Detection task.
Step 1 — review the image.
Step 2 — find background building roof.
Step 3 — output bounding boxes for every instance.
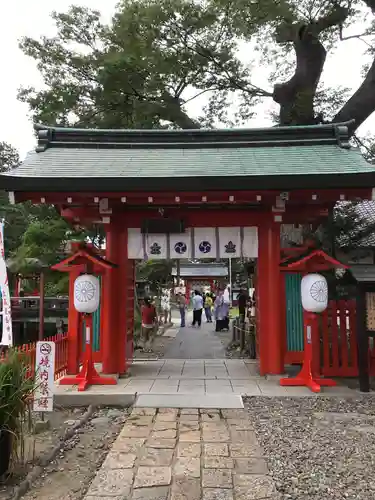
[172,263,228,277]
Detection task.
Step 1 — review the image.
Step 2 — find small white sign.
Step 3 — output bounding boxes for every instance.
[33,341,55,412]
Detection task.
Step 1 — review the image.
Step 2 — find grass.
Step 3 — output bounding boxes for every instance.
[0,350,35,475]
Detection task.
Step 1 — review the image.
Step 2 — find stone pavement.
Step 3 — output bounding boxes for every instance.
[84,406,279,500]
[56,358,358,399]
[162,315,228,359]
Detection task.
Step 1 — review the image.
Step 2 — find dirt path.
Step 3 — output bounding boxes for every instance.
[0,408,130,500]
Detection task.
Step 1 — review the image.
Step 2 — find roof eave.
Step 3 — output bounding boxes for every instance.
[2,171,375,193]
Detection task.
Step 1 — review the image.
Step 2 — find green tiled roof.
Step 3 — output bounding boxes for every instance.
[1,121,374,192]
[5,143,369,178]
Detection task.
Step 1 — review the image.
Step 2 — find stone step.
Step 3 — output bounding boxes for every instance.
[134,393,244,409]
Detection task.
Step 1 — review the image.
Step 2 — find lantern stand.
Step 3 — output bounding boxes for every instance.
[60,311,116,392]
[280,309,336,392]
[52,246,117,391]
[279,249,348,393]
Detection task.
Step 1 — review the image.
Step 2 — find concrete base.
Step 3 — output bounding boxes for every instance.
[54,392,136,408]
[134,393,244,409]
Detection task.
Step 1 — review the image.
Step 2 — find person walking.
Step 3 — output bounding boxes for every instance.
[204,292,213,323]
[141,297,157,352]
[177,292,187,327]
[191,290,203,327]
[160,290,171,325]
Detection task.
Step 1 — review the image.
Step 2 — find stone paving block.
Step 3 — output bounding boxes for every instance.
[178,387,205,395]
[112,437,146,453]
[170,476,201,500]
[85,496,125,500]
[202,428,230,442]
[180,408,199,415]
[102,451,136,469]
[153,420,177,431]
[179,430,201,442]
[229,429,258,444]
[87,469,134,497]
[128,416,155,426]
[230,443,264,458]
[147,437,176,449]
[234,458,268,474]
[131,408,158,416]
[179,422,200,432]
[201,413,221,422]
[204,457,234,469]
[173,457,201,478]
[179,379,205,386]
[120,425,152,438]
[234,475,277,499]
[200,408,220,414]
[150,428,177,439]
[155,413,178,422]
[179,414,199,422]
[139,447,174,466]
[226,419,253,430]
[202,469,233,489]
[202,489,234,500]
[158,408,179,416]
[221,410,248,418]
[204,443,229,456]
[134,466,172,488]
[177,442,201,457]
[131,486,169,500]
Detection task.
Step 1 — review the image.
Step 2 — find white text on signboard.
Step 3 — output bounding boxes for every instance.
[33,341,55,412]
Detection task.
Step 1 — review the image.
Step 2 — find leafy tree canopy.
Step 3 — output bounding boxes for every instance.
[0,141,90,294]
[18,0,375,135]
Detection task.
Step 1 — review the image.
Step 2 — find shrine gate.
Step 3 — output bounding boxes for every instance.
[2,122,375,376]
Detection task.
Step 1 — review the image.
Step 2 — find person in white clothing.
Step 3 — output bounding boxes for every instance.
[191,290,203,327]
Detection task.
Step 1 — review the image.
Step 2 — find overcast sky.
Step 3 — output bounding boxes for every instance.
[1,1,374,159]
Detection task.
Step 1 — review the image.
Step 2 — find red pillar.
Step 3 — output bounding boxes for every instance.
[67,267,81,374]
[102,223,120,374]
[117,225,130,374]
[257,216,284,375]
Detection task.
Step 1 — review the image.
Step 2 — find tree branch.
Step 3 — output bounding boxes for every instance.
[333,56,375,135]
[273,4,350,125]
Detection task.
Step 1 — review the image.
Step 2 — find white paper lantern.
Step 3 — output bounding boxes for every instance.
[74,274,100,313]
[301,273,328,313]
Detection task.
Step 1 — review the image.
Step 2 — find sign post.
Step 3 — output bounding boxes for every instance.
[33,341,55,413]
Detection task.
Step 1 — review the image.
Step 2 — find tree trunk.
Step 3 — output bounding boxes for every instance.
[333,57,375,136]
[273,26,326,126]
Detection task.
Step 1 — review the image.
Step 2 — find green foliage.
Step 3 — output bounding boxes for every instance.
[136,260,173,290]
[0,351,34,432]
[17,0,375,132]
[0,142,89,295]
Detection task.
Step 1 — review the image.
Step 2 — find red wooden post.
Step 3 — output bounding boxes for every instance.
[67,267,81,374]
[102,223,120,374]
[117,225,129,374]
[257,217,284,374]
[38,271,45,341]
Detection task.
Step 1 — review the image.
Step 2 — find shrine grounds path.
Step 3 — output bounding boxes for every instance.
[83,406,278,500]
[162,311,228,359]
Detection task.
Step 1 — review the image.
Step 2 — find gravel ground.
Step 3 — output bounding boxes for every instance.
[244,396,375,500]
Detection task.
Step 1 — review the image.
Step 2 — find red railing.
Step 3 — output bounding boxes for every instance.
[320,300,358,377]
[0,334,68,380]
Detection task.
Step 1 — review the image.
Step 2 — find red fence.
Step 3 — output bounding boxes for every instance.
[0,333,68,380]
